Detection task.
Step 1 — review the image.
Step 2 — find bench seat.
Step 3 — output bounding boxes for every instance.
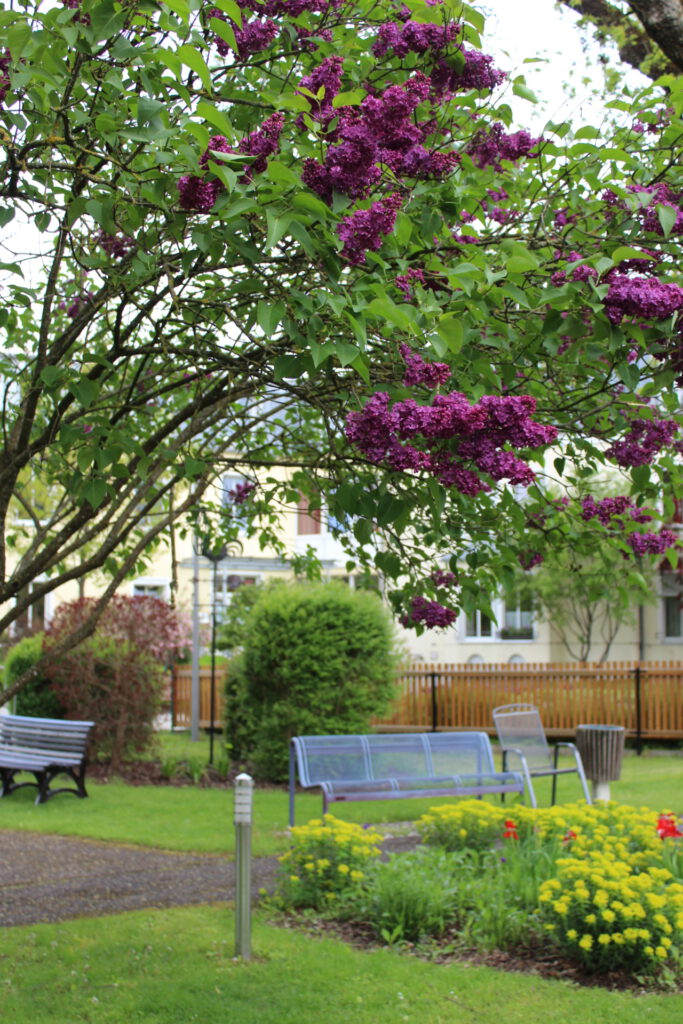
[289,732,524,825]
[0,714,95,805]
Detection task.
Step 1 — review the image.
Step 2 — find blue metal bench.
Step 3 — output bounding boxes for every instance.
[289,732,525,825]
[0,714,95,805]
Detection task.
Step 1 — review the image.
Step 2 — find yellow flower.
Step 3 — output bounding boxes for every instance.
[598,934,611,946]
[350,870,364,882]
[289,874,299,883]
[566,929,578,940]
[337,863,350,875]
[578,935,593,951]
[656,946,668,959]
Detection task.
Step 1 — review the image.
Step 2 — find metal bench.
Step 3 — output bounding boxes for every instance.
[289,732,525,825]
[0,714,95,805]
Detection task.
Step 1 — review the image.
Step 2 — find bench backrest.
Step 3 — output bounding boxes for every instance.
[0,714,94,756]
[292,732,495,787]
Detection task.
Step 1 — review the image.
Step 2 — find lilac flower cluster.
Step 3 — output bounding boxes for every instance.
[302,74,457,205]
[178,120,282,211]
[550,251,599,286]
[400,595,457,629]
[629,183,683,236]
[581,495,653,526]
[603,275,683,325]
[239,111,284,177]
[0,49,10,105]
[210,8,278,58]
[60,290,95,319]
[467,122,540,171]
[400,344,450,388]
[96,231,135,259]
[627,530,678,556]
[431,569,457,587]
[337,193,403,265]
[395,267,426,300]
[62,0,90,25]
[519,551,543,570]
[297,55,344,123]
[228,481,256,504]
[430,48,505,98]
[345,381,557,496]
[372,20,460,58]
[606,417,680,468]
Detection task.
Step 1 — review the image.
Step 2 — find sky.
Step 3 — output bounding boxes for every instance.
[481,0,649,130]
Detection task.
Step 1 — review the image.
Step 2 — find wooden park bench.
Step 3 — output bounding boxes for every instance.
[289,731,525,825]
[0,714,95,805]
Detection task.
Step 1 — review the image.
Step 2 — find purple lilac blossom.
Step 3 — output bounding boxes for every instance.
[604,275,683,325]
[0,50,10,104]
[228,481,256,503]
[400,595,457,628]
[96,231,135,259]
[239,112,284,177]
[372,20,460,58]
[337,193,403,265]
[431,569,457,587]
[467,122,540,170]
[605,417,680,468]
[297,56,344,123]
[395,268,426,300]
[430,48,505,97]
[400,344,451,387]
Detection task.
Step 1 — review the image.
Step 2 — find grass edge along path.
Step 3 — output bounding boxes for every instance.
[0,751,682,856]
[1,905,682,1024]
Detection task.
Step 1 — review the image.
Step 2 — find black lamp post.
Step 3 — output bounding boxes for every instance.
[201,539,227,766]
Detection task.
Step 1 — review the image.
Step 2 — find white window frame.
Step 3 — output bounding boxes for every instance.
[661,572,683,641]
[131,577,170,600]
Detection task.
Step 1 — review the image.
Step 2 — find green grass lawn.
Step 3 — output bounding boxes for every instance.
[1,906,681,1024]
[1,745,681,855]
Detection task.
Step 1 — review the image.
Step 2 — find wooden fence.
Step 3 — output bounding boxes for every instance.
[372,661,683,743]
[171,666,227,729]
[171,660,683,742]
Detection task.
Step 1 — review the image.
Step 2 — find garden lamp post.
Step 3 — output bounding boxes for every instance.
[201,540,227,766]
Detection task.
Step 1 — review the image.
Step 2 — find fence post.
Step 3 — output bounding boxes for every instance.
[430,671,438,732]
[634,665,643,756]
[234,772,254,959]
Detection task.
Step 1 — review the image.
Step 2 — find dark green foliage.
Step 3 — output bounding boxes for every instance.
[228,582,400,781]
[3,634,64,719]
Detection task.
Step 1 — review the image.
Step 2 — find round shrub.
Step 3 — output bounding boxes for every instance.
[234,581,401,781]
[3,634,64,719]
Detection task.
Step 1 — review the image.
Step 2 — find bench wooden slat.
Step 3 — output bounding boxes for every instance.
[0,714,94,805]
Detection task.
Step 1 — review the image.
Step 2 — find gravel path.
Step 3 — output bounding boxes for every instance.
[0,829,419,928]
[0,831,281,928]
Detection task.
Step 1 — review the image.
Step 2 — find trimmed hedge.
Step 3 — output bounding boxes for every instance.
[225,582,401,781]
[3,634,64,719]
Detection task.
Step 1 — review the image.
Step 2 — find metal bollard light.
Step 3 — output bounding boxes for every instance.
[234,772,254,960]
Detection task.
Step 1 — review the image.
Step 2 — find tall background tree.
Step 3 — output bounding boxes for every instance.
[1,0,681,702]
[558,0,683,80]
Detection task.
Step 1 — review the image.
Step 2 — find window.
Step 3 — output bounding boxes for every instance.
[132,581,168,599]
[13,581,46,636]
[465,610,492,638]
[297,494,321,535]
[501,594,534,639]
[222,475,252,532]
[212,573,259,615]
[662,573,682,639]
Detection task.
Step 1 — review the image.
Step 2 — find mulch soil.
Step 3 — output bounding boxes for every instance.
[1,764,678,993]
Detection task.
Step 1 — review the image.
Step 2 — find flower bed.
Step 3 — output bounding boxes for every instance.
[273,801,683,987]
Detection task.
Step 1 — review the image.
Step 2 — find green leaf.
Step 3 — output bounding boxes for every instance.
[366,298,412,331]
[436,314,463,354]
[265,211,291,250]
[512,79,537,104]
[83,478,107,510]
[212,0,243,26]
[265,160,299,187]
[332,90,366,109]
[162,0,190,21]
[657,204,678,238]
[610,246,653,264]
[209,18,238,56]
[40,366,62,388]
[196,101,233,139]
[176,44,213,93]
[70,378,98,408]
[336,342,359,367]
[184,457,208,478]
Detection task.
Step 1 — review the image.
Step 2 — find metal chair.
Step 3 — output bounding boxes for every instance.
[492,703,592,807]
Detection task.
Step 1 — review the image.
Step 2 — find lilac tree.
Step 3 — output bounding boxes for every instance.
[0,0,681,700]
